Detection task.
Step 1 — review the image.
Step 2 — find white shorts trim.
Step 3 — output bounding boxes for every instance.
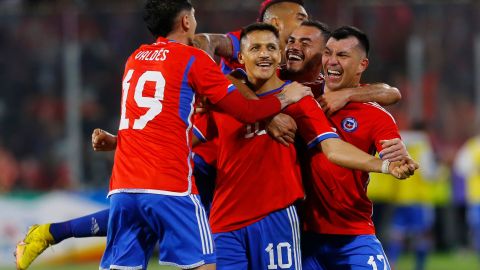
[158,260,206,269]
[109,265,143,270]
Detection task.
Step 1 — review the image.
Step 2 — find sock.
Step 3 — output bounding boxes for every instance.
[49,208,109,243]
[415,242,429,270]
[473,229,480,260]
[387,236,403,266]
[414,232,431,270]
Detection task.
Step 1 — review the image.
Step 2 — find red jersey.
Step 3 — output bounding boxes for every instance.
[109,37,236,196]
[220,30,244,74]
[192,140,217,167]
[303,102,401,235]
[195,83,338,233]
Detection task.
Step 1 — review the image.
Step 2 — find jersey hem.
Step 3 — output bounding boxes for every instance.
[304,228,376,236]
[107,188,191,197]
[211,203,300,233]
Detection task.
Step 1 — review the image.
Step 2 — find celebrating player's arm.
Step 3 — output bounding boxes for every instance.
[378,138,410,162]
[92,127,205,151]
[194,33,234,59]
[318,137,417,179]
[318,83,401,116]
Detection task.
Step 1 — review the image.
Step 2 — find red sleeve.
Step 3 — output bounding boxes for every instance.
[214,90,281,124]
[283,96,339,148]
[189,50,234,104]
[370,105,401,152]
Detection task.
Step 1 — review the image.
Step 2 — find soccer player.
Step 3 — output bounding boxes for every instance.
[194,22,414,270]
[15,1,315,270]
[102,0,317,268]
[9,15,312,270]
[301,26,411,270]
[454,134,480,261]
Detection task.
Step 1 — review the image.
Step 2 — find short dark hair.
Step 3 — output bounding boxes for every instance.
[257,0,304,22]
[330,26,370,56]
[300,20,331,41]
[143,0,193,38]
[240,22,280,49]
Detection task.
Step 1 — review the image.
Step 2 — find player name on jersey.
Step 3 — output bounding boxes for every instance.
[134,49,170,61]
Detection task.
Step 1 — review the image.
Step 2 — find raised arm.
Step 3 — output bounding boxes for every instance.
[319,83,401,116]
[194,33,235,59]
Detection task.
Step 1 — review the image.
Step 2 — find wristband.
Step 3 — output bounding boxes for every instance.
[381,159,391,174]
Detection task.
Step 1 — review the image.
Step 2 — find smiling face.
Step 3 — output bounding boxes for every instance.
[285,25,325,75]
[239,30,281,82]
[322,36,369,91]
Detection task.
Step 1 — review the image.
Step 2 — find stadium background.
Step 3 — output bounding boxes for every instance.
[0,0,479,269]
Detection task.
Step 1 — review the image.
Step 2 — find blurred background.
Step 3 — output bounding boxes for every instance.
[0,0,479,269]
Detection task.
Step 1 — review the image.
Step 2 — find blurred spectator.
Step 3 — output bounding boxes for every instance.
[0,143,20,192]
[454,133,480,259]
[370,123,439,270]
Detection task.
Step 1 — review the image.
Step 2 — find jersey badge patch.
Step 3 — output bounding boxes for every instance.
[341,117,358,132]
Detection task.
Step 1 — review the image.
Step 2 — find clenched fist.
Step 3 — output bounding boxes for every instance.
[91,128,117,152]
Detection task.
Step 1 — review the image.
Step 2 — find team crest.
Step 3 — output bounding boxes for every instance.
[341,117,358,132]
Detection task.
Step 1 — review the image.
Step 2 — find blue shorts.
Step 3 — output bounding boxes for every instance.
[391,205,434,233]
[302,234,390,270]
[214,205,302,270]
[468,204,480,250]
[101,193,214,270]
[467,204,480,229]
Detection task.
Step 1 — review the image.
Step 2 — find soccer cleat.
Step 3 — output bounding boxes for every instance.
[15,224,55,270]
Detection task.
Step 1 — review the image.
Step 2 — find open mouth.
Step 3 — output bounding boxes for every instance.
[286,51,304,62]
[326,69,342,80]
[256,61,274,69]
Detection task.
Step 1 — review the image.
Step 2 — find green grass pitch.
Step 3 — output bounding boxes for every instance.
[2,251,478,270]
